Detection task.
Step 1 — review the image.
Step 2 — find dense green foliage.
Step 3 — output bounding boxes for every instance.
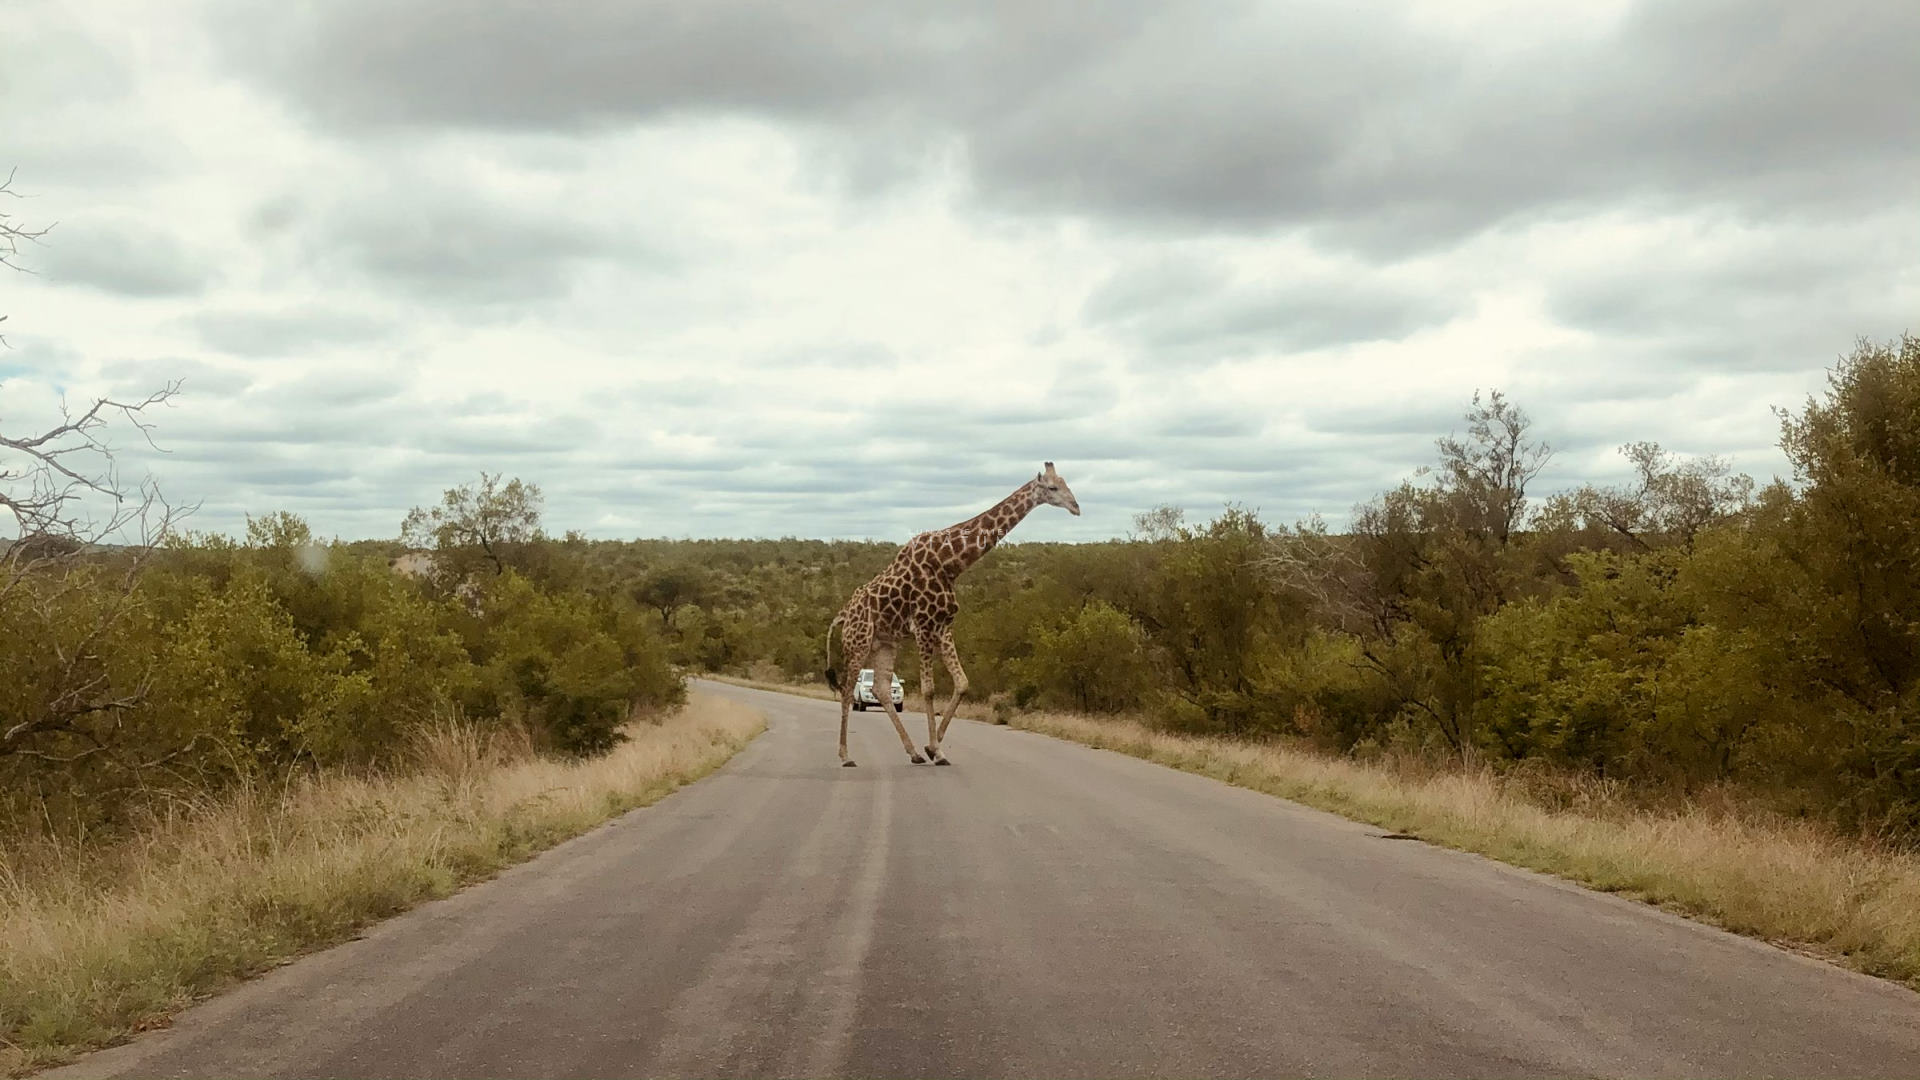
[8,336,1917,839]
[630,338,1920,835]
[2,484,682,835]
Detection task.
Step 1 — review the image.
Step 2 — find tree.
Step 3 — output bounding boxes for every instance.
[1748,335,1920,825]
[1432,389,1553,548]
[1020,600,1150,713]
[1131,504,1185,542]
[1269,390,1554,752]
[1772,334,1920,708]
[400,473,543,578]
[1122,506,1300,734]
[0,410,184,760]
[633,563,711,630]
[1572,441,1754,551]
[0,166,186,765]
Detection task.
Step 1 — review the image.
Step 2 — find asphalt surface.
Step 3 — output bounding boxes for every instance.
[45,680,1920,1079]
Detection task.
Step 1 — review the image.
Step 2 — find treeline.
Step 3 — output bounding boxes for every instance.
[626,337,1920,835]
[8,337,1914,839]
[2,476,682,836]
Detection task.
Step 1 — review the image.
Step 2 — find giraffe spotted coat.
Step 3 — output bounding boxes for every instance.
[825,463,1080,766]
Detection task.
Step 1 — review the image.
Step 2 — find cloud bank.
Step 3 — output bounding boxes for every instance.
[3,0,1914,542]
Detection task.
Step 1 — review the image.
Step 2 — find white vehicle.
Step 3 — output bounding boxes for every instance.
[852,668,906,711]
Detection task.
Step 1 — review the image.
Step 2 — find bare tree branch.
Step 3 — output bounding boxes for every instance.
[1,167,55,348]
[3,378,192,764]
[0,382,183,545]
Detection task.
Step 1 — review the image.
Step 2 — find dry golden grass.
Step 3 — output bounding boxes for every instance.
[0,693,764,1077]
[1011,709,1920,991]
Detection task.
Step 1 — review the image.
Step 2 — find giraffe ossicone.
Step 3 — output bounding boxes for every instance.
[824,463,1080,766]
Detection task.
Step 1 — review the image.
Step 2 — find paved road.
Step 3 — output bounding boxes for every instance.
[47,681,1920,1079]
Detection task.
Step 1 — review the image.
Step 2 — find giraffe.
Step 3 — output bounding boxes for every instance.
[824,462,1080,767]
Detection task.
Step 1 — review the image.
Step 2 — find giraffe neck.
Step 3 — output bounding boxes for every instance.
[942,482,1043,574]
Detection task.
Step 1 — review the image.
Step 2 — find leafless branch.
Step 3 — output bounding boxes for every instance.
[2,370,192,770]
[1,167,55,348]
[0,382,182,542]
[0,167,54,273]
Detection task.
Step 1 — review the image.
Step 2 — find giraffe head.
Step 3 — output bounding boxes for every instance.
[1035,461,1081,516]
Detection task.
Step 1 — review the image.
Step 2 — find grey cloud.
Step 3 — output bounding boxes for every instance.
[107,355,255,398]
[258,367,413,409]
[0,340,85,384]
[768,343,902,373]
[962,401,1089,426]
[190,307,396,357]
[1084,255,1454,358]
[224,462,356,489]
[412,413,607,456]
[323,197,617,305]
[1,21,164,192]
[844,430,1144,471]
[39,217,212,297]
[1506,359,1690,409]
[9,19,134,105]
[674,470,863,497]
[220,0,1920,257]
[604,451,755,474]
[32,0,1891,549]
[966,0,1920,250]
[1544,213,1919,377]
[215,0,1153,136]
[1156,412,1266,439]
[223,0,930,132]
[277,174,668,307]
[610,377,739,409]
[1305,399,1471,439]
[156,383,419,455]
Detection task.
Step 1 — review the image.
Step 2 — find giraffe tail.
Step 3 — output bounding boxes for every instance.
[823,612,846,690]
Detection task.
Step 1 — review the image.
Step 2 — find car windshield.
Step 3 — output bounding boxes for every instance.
[857,669,874,683]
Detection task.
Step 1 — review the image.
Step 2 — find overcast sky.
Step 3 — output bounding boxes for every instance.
[4,0,1915,543]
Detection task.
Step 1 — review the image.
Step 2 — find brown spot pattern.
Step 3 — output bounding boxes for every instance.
[826,474,1074,764]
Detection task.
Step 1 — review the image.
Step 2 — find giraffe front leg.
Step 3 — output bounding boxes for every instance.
[871,646,926,764]
[934,631,969,751]
[916,629,951,764]
[917,637,944,764]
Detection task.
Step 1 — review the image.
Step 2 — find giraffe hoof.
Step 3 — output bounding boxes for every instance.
[933,756,951,766]
[909,754,927,765]
[842,760,858,768]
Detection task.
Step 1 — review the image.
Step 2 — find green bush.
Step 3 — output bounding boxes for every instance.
[1017,600,1150,713]
[3,507,684,836]
[466,572,683,755]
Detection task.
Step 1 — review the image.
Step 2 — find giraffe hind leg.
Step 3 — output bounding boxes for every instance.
[870,643,925,764]
[934,631,969,749]
[837,623,872,767]
[917,633,944,764]
[839,675,858,767]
